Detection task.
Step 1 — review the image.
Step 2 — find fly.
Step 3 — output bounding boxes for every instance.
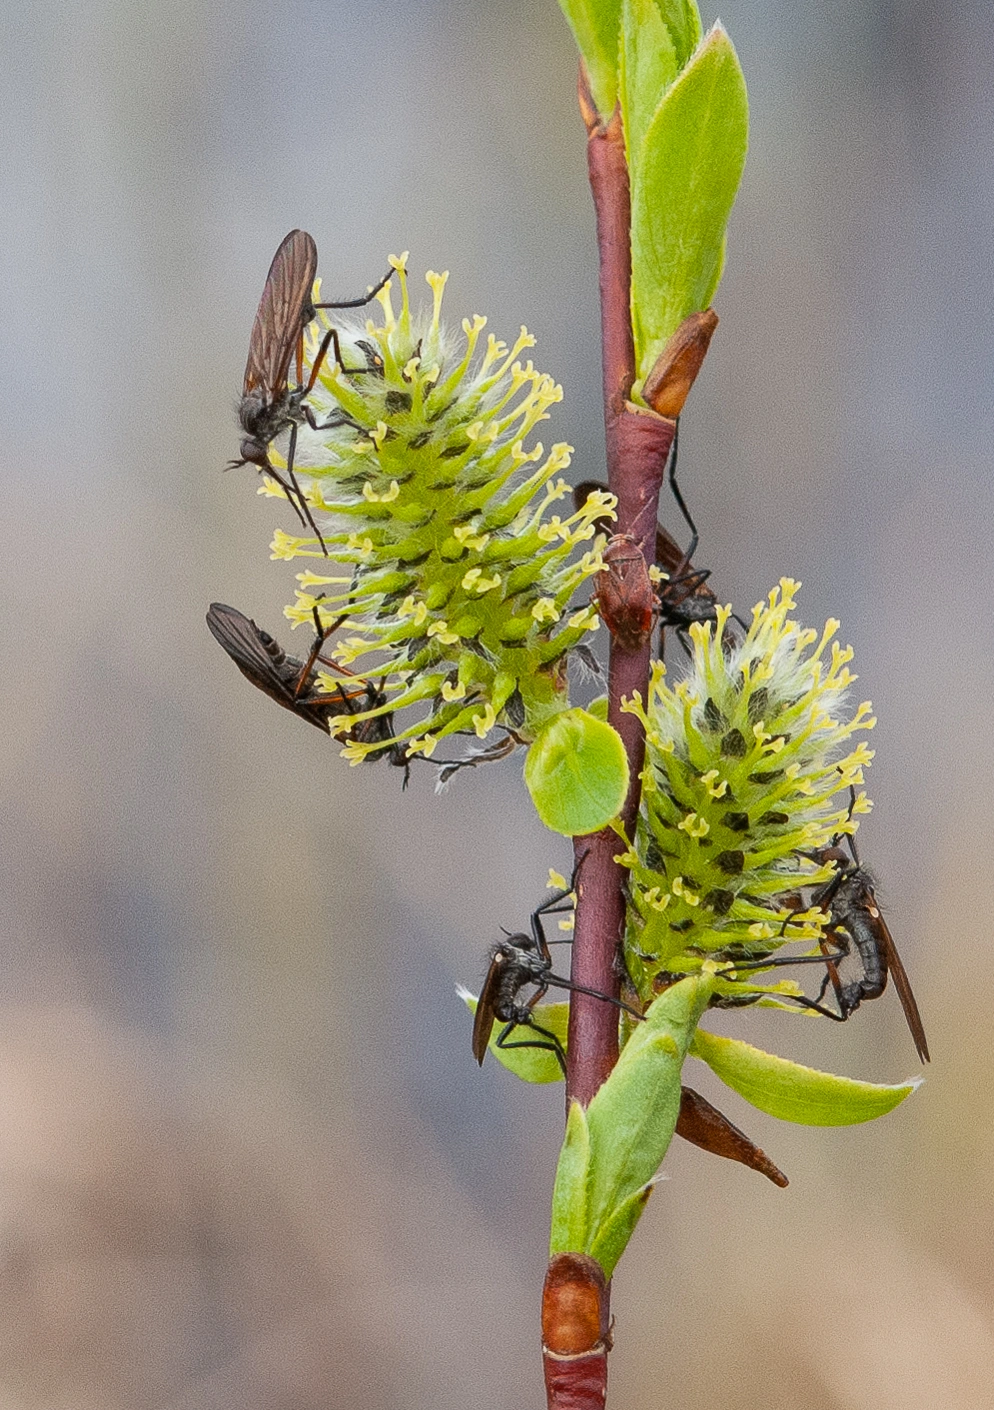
[805,834,930,1063]
[230,229,390,554]
[206,600,355,732]
[206,601,415,784]
[709,797,931,1064]
[472,880,641,1074]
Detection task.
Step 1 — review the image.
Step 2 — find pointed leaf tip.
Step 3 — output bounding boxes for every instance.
[690,1027,920,1126]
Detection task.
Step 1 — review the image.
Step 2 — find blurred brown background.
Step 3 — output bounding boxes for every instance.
[0,1,989,1406]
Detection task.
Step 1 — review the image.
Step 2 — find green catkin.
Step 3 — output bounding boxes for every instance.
[618,579,876,1006]
[261,257,608,763]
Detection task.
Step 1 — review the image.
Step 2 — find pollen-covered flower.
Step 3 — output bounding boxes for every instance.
[618,579,876,1004]
[261,255,609,762]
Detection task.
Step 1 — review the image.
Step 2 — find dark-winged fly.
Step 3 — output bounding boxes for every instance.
[707,798,930,1064]
[207,600,350,732]
[801,831,930,1063]
[230,229,390,554]
[473,882,641,1074]
[206,601,415,784]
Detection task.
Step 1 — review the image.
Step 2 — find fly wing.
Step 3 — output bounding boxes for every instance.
[207,602,299,702]
[206,602,332,734]
[472,953,504,1065]
[874,909,930,1063]
[242,229,318,396]
[654,521,689,578]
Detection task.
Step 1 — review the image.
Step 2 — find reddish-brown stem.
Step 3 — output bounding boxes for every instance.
[565,70,675,1113]
[542,1254,612,1410]
[566,78,632,1112]
[546,62,719,1408]
[548,68,676,1410]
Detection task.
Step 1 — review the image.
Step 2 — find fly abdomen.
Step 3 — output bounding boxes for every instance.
[844,909,888,1003]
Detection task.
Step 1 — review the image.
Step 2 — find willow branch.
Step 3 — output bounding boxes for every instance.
[566,70,673,1112]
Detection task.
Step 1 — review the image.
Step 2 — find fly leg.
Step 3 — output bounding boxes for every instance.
[291,603,349,700]
[493,982,567,1076]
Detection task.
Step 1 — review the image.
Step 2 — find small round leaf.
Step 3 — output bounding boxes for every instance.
[524,709,629,836]
[459,990,567,1084]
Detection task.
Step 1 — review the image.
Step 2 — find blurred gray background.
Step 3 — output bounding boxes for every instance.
[0,1,990,1406]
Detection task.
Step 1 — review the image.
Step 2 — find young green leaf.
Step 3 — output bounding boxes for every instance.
[690,1027,922,1126]
[557,0,623,116]
[587,1183,655,1276]
[630,22,748,384]
[550,1100,593,1254]
[460,991,569,1084]
[524,708,629,837]
[619,0,678,165]
[653,0,703,71]
[582,976,712,1267]
[550,976,714,1277]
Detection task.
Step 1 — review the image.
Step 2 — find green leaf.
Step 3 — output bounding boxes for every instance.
[652,0,702,71]
[588,1183,654,1275]
[583,976,712,1271]
[460,991,568,1083]
[619,0,678,165]
[524,708,629,836]
[487,1005,567,1084]
[550,976,714,1276]
[690,1027,922,1126]
[630,22,748,383]
[557,0,622,116]
[550,1101,592,1253]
